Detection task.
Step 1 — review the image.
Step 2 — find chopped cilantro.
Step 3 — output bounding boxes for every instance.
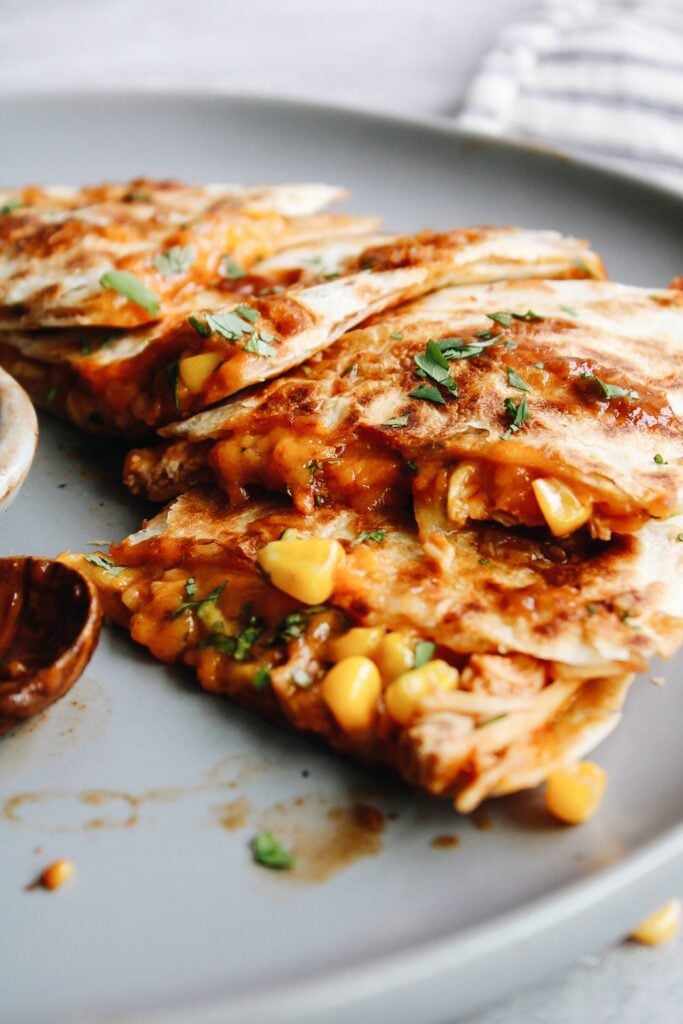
[506,367,530,392]
[85,553,124,576]
[414,639,436,668]
[188,314,211,338]
[251,832,295,870]
[533,362,544,370]
[235,304,259,323]
[409,384,446,405]
[244,331,277,357]
[253,666,271,690]
[0,196,21,214]
[512,309,544,322]
[586,603,599,615]
[382,414,409,428]
[438,335,496,360]
[45,387,58,406]
[165,360,181,414]
[221,256,246,280]
[414,340,458,395]
[205,626,261,661]
[172,581,226,620]
[390,330,404,340]
[99,270,160,316]
[654,453,666,465]
[486,311,513,328]
[582,372,636,400]
[405,459,418,474]
[277,612,307,641]
[479,557,490,566]
[356,529,386,545]
[560,305,578,317]
[502,395,530,439]
[340,362,357,378]
[206,308,255,341]
[185,577,197,598]
[154,245,195,276]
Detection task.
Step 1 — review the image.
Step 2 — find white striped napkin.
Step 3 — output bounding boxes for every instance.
[456,0,683,194]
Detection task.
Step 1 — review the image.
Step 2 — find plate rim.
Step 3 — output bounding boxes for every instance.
[3,89,683,1023]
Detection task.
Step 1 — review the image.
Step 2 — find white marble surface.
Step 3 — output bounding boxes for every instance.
[1,2,681,1021]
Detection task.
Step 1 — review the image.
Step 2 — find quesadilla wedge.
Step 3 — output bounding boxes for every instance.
[0,179,378,328]
[0,228,604,435]
[64,488,681,811]
[128,279,683,540]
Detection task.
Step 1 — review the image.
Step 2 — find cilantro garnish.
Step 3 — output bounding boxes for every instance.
[253,666,271,690]
[99,270,160,316]
[0,196,21,214]
[165,360,181,414]
[502,395,530,439]
[243,332,277,357]
[203,305,277,357]
[356,529,386,544]
[188,314,211,338]
[205,626,261,661]
[221,256,246,280]
[154,245,195,276]
[438,335,496,360]
[506,367,530,392]
[185,577,197,598]
[486,311,513,328]
[414,340,458,396]
[390,331,404,341]
[383,414,409,428]
[409,384,446,405]
[560,305,578,317]
[405,459,418,474]
[172,581,226,620]
[582,372,636,400]
[85,553,125,576]
[251,832,295,870]
[276,612,307,641]
[340,362,357,378]
[414,639,436,668]
[45,387,58,406]
[654,454,666,465]
[512,309,544,323]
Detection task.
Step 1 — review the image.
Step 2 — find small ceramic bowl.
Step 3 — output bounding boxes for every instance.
[0,366,38,515]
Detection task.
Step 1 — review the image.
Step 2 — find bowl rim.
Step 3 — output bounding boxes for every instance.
[0,365,38,514]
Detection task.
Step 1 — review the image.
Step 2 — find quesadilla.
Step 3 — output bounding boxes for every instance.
[0,179,378,329]
[65,488,683,811]
[127,279,683,541]
[0,227,603,435]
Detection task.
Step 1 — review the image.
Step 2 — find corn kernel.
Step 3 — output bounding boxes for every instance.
[257,537,346,605]
[178,352,223,394]
[630,900,681,946]
[39,859,75,891]
[531,477,593,537]
[545,761,607,824]
[328,626,386,662]
[385,660,459,725]
[321,656,382,732]
[372,631,416,681]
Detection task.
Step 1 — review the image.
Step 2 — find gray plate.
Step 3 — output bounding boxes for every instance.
[1,94,682,1024]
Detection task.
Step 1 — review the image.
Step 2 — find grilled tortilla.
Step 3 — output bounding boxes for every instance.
[65,489,678,811]
[129,279,683,539]
[0,179,380,328]
[0,227,603,435]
